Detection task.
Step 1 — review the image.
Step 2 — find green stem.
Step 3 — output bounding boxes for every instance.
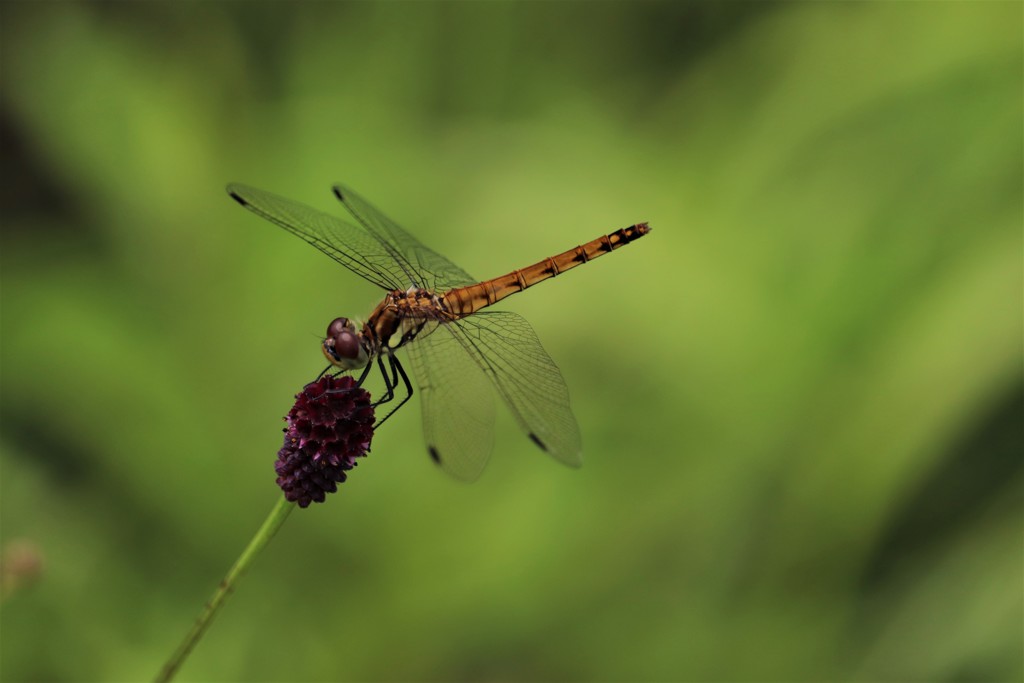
[155,496,295,683]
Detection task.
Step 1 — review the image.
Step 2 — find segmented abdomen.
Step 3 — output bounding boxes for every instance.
[442,222,650,317]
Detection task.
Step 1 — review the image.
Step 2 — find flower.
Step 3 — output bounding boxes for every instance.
[275,375,375,507]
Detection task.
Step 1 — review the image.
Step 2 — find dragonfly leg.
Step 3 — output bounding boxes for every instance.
[304,364,336,398]
[315,360,375,398]
[372,352,414,430]
[354,360,374,388]
[372,352,397,407]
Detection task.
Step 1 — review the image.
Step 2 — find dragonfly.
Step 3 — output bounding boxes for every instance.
[228,182,650,480]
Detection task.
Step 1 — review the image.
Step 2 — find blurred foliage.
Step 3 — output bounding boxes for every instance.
[1,2,1021,682]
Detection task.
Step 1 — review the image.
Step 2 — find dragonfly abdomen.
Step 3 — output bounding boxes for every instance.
[443,222,650,317]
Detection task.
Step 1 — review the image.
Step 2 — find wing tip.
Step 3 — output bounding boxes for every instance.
[225,184,250,207]
[427,445,489,482]
[529,433,584,469]
[528,432,548,452]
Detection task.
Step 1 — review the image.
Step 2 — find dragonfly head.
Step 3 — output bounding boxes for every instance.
[322,317,370,370]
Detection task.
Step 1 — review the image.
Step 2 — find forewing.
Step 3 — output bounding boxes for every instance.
[446,311,582,468]
[333,183,477,292]
[227,184,407,291]
[405,325,496,481]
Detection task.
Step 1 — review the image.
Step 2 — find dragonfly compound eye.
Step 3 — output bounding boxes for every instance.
[326,317,351,339]
[324,318,361,361]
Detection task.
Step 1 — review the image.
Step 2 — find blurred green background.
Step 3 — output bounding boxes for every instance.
[1,2,1021,681]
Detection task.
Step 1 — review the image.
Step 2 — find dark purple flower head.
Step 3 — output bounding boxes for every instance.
[275,375,375,508]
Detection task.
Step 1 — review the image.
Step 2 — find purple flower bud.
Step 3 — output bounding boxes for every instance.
[275,375,375,507]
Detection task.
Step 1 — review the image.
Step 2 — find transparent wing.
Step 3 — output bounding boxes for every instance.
[445,311,582,468]
[405,325,496,481]
[227,183,409,291]
[333,183,478,292]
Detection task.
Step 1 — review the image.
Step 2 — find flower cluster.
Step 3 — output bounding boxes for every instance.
[274,375,375,507]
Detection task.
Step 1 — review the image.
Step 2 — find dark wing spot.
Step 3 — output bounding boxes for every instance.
[227,190,249,207]
[428,446,441,464]
[332,186,346,202]
[528,433,547,452]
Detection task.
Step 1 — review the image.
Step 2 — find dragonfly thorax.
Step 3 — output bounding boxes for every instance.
[322,317,370,370]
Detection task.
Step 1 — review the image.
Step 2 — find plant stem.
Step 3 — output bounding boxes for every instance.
[155,496,295,683]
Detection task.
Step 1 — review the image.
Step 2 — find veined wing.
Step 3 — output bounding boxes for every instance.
[405,324,496,481]
[446,311,582,469]
[227,184,409,291]
[333,183,477,292]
